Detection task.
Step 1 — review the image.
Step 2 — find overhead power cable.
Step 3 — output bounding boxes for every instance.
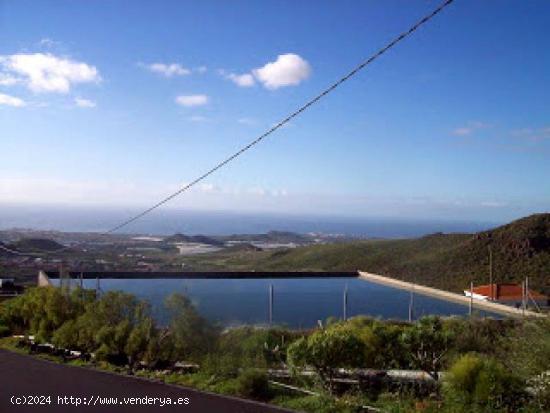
[104,0,455,235]
[2,0,455,256]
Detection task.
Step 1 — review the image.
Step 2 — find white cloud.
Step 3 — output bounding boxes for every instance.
[221,71,255,87]
[0,93,26,107]
[74,97,96,108]
[237,117,257,125]
[38,38,57,48]
[0,53,100,93]
[175,94,209,107]
[452,127,472,136]
[0,73,20,86]
[195,66,207,74]
[510,127,550,143]
[143,62,191,77]
[451,121,489,136]
[253,53,311,89]
[0,176,292,210]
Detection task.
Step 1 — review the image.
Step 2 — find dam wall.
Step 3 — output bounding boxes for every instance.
[358,271,545,319]
[42,270,358,279]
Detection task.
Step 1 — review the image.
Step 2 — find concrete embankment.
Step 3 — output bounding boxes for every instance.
[358,271,545,318]
[42,270,358,279]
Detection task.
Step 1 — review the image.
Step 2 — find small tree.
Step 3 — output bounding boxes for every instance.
[287,325,365,394]
[165,293,218,361]
[125,316,157,370]
[400,316,453,381]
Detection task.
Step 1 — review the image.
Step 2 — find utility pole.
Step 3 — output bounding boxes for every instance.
[408,286,414,322]
[521,280,526,317]
[343,283,348,321]
[525,277,529,311]
[268,284,274,326]
[488,245,494,300]
[469,281,474,317]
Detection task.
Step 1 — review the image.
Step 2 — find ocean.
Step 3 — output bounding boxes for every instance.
[0,204,498,238]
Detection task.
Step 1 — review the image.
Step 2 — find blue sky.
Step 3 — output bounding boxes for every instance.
[1,0,549,223]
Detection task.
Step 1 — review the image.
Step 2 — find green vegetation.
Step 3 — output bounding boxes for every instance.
[1,287,549,412]
[7,238,65,252]
[287,324,366,393]
[182,213,550,294]
[400,316,454,381]
[236,369,270,400]
[445,354,526,412]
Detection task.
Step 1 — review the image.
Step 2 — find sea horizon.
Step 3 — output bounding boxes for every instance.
[0,203,501,238]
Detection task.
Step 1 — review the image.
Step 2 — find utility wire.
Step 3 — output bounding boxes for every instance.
[105,0,455,235]
[2,0,455,257]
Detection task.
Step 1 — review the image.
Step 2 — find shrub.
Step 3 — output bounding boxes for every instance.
[0,323,9,338]
[528,371,550,411]
[236,369,270,400]
[400,316,454,381]
[165,293,219,361]
[287,324,365,394]
[445,354,527,411]
[446,353,485,404]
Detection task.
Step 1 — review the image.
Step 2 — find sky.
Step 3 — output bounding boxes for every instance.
[1,0,549,224]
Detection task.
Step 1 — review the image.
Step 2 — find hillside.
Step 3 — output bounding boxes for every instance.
[223,231,312,244]
[164,233,224,247]
[183,214,550,294]
[8,238,65,253]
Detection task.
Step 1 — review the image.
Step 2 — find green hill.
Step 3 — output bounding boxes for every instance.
[8,238,65,253]
[164,233,224,247]
[184,214,550,295]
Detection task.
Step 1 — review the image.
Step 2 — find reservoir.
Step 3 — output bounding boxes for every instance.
[54,277,499,328]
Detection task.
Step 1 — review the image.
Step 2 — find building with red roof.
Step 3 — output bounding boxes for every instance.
[464,283,548,308]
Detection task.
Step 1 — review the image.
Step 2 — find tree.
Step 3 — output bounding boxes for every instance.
[287,325,365,394]
[125,316,157,370]
[400,316,454,381]
[165,293,218,361]
[1,287,82,341]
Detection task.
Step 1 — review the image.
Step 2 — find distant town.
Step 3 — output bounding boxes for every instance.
[0,228,350,283]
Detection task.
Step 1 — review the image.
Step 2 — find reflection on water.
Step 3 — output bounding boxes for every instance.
[56,277,498,328]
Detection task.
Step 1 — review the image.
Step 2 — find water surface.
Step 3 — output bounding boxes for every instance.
[60,277,498,328]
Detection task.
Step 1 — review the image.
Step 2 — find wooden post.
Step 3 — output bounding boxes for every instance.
[525,277,529,310]
[268,284,274,326]
[469,281,474,316]
[488,246,493,300]
[80,271,84,301]
[343,283,348,321]
[521,281,525,317]
[408,286,414,322]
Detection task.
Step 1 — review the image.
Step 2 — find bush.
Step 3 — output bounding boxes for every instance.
[445,354,527,411]
[236,369,270,400]
[287,324,366,394]
[446,353,485,404]
[0,323,9,337]
[400,316,454,381]
[202,352,244,380]
[528,371,550,411]
[165,293,219,361]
